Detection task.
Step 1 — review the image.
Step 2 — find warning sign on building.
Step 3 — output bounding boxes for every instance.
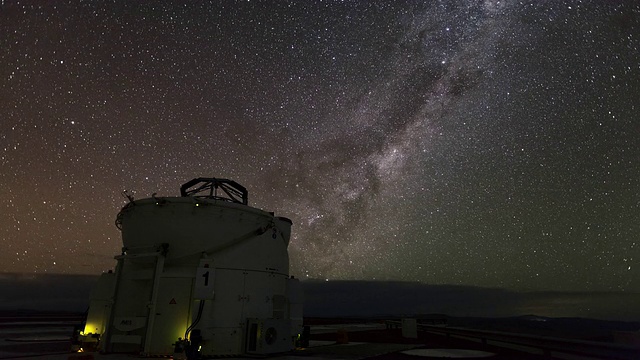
[169,298,177,305]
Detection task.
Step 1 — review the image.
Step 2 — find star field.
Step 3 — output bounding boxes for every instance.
[1,1,639,292]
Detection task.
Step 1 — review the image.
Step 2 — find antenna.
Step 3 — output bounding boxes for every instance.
[122,190,135,203]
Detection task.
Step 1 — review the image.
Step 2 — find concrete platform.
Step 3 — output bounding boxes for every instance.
[0,322,548,360]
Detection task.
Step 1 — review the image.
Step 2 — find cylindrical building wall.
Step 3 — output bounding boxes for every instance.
[119,197,291,271]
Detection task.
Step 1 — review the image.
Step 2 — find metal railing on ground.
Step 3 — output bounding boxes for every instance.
[386,320,640,360]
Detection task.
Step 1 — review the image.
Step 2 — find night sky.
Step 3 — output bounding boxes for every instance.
[1,1,638,293]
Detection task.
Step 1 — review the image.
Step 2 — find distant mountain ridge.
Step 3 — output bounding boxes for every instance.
[1,274,639,322]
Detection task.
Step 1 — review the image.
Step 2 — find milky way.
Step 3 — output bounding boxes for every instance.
[1,1,638,292]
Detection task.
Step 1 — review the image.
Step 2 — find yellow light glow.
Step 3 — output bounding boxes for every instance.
[82,323,100,336]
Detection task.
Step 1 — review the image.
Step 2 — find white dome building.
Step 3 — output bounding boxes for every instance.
[80,178,303,357]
